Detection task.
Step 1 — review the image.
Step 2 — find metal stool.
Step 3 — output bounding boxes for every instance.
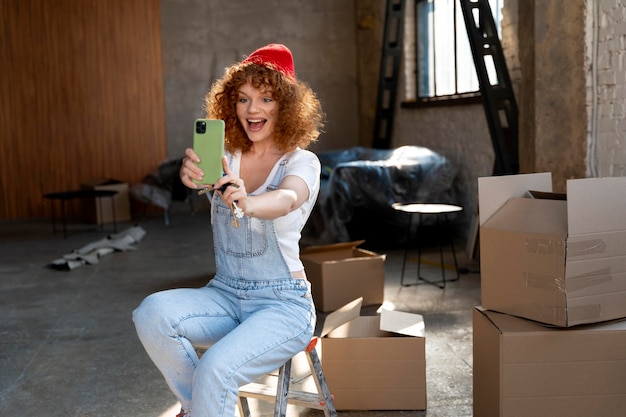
[238,337,337,417]
[392,203,463,289]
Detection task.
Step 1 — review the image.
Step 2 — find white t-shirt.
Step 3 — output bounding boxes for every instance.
[228,148,321,272]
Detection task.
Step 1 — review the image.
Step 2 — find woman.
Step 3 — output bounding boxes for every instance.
[133,43,325,417]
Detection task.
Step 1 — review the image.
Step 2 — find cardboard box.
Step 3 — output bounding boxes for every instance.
[478,172,626,326]
[318,298,427,410]
[473,307,626,417]
[301,241,385,312]
[81,179,131,224]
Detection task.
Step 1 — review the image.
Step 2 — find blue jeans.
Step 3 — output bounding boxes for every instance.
[133,191,315,416]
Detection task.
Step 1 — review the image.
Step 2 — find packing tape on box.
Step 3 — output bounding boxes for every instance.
[523,267,613,293]
[567,303,603,323]
[568,239,607,256]
[538,303,603,325]
[567,267,613,291]
[522,271,565,292]
[524,237,560,255]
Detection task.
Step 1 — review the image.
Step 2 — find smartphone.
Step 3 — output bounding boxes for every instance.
[192,118,225,186]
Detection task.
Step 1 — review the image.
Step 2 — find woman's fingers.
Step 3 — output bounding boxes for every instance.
[185,147,201,162]
[180,148,203,188]
[221,156,230,175]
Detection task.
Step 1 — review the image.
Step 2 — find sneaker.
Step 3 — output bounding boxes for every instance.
[176,409,191,417]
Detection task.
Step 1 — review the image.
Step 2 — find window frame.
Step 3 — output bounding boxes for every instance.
[402,0,503,108]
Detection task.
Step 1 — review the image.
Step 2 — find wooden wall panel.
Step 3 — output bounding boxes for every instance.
[0,0,167,219]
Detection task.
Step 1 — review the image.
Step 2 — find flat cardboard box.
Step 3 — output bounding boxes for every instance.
[318,298,427,410]
[81,179,131,224]
[478,172,626,326]
[473,307,626,417]
[301,241,385,312]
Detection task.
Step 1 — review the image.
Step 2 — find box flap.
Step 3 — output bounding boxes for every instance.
[478,172,552,227]
[567,177,626,235]
[326,315,388,338]
[319,297,363,337]
[380,309,425,337]
[481,306,626,332]
[483,197,567,235]
[481,308,551,333]
[302,240,366,254]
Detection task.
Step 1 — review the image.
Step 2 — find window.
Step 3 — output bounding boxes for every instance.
[408,0,503,103]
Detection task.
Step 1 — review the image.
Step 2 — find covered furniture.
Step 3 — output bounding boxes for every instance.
[130,158,193,225]
[302,146,459,247]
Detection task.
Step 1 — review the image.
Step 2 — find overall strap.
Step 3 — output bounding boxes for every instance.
[266,155,290,191]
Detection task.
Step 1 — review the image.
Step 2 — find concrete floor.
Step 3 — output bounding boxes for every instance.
[0,206,480,417]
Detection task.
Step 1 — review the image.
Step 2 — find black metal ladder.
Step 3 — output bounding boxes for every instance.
[459,0,519,174]
[372,0,406,149]
[372,0,518,173]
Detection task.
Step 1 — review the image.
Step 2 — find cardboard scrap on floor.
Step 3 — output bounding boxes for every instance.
[48,226,146,270]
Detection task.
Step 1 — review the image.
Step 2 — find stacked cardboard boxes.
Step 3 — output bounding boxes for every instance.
[300,243,427,411]
[474,172,626,417]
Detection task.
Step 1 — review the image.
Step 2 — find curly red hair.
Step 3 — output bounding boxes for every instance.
[204,63,324,153]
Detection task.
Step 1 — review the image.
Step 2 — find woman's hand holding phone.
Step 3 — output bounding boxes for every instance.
[180,119,225,190]
[180,148,204,189]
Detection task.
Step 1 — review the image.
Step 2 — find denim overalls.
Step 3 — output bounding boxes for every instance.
[133,155,316,417]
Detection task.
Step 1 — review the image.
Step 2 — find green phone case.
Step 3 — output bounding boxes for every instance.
[192,119,225,186]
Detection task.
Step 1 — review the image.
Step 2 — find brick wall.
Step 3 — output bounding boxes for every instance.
[587,0,626,177]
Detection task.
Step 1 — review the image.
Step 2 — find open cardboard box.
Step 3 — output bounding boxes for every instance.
[478,172,626,326]
[317,298,426,411]
[301,241,385,312]
[473,306,626,417]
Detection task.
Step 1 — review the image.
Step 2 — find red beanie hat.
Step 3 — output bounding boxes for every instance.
[242,43,296,80]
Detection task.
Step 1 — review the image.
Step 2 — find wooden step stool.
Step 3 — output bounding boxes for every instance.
[237,337,337,417]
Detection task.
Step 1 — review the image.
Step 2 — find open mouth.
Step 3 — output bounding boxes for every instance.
[247,118,266,132]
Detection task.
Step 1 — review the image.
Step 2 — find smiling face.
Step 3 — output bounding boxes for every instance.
[236,80,279,145]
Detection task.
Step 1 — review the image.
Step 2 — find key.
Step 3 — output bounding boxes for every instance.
[230,203,240,228]
[232,201,244,219]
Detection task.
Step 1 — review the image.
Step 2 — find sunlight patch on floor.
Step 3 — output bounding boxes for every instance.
[158,403,181,417]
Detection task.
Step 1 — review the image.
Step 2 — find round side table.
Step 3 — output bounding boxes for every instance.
[392,203,463,289]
